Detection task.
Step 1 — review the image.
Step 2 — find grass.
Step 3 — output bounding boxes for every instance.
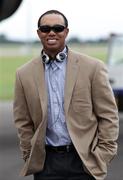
[0,43,108,100]
[69,43,108,61]
[0,56,32,100]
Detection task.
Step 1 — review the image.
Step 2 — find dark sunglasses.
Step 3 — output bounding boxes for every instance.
[38,25,66,33]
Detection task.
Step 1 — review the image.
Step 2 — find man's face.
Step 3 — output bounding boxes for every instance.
[37,13,69,55]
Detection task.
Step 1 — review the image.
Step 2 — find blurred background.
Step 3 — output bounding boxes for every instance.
[0,0,123,180]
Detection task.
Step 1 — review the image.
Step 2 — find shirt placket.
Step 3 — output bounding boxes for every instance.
[49,63,60,127]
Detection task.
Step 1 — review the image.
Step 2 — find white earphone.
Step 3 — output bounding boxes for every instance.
[41,48,67,64]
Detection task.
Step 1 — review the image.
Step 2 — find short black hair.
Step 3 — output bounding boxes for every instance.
[37,10,68,28]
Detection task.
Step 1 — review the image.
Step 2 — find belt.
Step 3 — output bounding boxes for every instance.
[45,144,75,153]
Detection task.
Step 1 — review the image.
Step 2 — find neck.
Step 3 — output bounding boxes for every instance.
[43,46,66,59]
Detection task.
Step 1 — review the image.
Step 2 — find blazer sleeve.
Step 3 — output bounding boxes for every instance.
[91,61,119,163]
[13,70,34,161]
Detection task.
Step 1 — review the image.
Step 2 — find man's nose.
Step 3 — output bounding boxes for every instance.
[49,30,56,34]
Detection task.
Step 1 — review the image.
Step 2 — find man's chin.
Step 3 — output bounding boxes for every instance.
[46,44,58,51]
[47,43,57,47]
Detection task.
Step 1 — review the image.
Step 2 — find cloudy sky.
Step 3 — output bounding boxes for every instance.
[0,0,123,41]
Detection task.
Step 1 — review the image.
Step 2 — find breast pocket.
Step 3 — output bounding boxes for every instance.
[71,88,92,113]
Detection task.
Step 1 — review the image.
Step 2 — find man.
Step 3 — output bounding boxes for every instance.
[13,10,119,180]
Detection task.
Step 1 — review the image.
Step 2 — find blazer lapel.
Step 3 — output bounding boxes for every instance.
[33,57,47,121]
[64,50,79,115]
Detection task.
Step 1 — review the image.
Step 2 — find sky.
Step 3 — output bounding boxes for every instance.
[0,0,123,41]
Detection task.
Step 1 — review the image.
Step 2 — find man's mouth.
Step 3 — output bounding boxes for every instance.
[47,39,57,44]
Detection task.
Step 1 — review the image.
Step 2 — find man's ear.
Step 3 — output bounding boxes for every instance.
[65,28,69,38]
[37,29,41,39]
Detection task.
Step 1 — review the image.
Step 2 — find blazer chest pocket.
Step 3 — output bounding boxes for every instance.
[71,88,92,113]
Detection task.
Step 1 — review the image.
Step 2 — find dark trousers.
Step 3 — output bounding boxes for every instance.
[34,146,95,180]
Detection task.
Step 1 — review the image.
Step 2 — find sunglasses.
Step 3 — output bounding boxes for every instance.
[38,24,66,33]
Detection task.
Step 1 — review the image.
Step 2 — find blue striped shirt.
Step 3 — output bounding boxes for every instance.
[45,53,71,146]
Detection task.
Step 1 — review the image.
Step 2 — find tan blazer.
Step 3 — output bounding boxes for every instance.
[13,49,119,180]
